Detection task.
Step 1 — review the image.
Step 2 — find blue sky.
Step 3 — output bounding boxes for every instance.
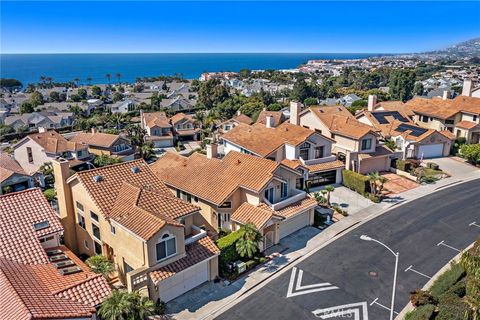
[1,1,479,53]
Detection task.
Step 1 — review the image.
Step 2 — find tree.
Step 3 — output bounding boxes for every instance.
[267,103,283,111]
[49,91,60,102]
[413,82,425,96]
[125,124,148,158]
[0,124,14,136]
[324,185,335,206]
[86,76,93,85]
[367,172,387,196]
[93,154,122,167]
[384,139,397,151]
[198,79,229,109]
[20,101,34,114]
[106,73,112,84]
[91,85,102,98]
[29,91,44,108]
[43,188,56,202]
[303,97,318,107]
[86,255,114,277]
[290,78,313,102]
[116,73,122,84]
[460,144,480,165]
[235,223,262,258]
[113,92,123,103]
[78,88,88,100]
[388,69,416,102]
[0,78,22,90]
[73,77,80,87]
[98,290,155,320]
[141,141,154,160]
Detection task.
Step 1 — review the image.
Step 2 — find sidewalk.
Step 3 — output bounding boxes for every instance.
[166,165,480,320]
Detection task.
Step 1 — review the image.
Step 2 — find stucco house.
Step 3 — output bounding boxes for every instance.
[151,150,317,251]
[221,114,344,189]
[13,129,91,175]
[0,188,111,319]
[53,158,219,303]
[297,103,393,175]
[0,151,34,194]
[170,112,200,141]
[69,128,135,161]
[356,97,453,159]
[216,111,253,136]
[141,111,175,148]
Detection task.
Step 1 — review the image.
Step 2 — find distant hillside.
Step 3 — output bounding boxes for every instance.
[427,37,480,58]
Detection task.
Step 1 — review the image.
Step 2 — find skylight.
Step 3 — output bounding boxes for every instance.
[33,221,50,231]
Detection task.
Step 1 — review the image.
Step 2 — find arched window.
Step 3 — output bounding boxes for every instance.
[156,232,176,261]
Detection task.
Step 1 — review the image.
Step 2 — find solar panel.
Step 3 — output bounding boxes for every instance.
[396,124,428,137]
[372,111,409,124]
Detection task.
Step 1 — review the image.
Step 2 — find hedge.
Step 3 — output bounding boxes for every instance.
[216,230,243,268]
[429,262,466,299]
[436,294,472,320]
[396,159,412,172]
[405,304,436,320]
[342,170,371,195]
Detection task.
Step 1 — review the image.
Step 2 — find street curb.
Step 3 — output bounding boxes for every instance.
[191,177,480,320]
[394,242,475,320]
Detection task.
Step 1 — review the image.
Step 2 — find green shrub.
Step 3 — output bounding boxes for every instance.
[313,211,326,227]
[410,289,437,307]
[342,170,371,195]
[436,294,472,320]
[396,159,412,172]
[430,262,466,299]
[43,188,56,202]
[258,257,267,263]
[216,230,243,269]
[368,194,380,203]
[405,304,435,320]
[245,260,257,270]
[426,162,439,170]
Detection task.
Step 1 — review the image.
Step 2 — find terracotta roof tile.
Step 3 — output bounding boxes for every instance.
[25,130,85,154]
[70,131,124,148]
[232,114,253,125]
[151,151,285,205]
[143,112,172,128]
[305,160,345,173]
[455,120,479,130]
[256,111,285,127]
[258,196,317,219]
[406,96,480,120]
[231,202,274,229]
[149,236,219,284]
[0,151,29,183]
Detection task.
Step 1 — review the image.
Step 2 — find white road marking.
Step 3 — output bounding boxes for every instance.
[312,302,368,320]
[437,240,461,252]
[370,298,399,315]
[405,265,432,279]
[287,267,339,298]
[470,221,480,228]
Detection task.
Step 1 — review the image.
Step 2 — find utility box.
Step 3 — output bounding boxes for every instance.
[234,260,246,274]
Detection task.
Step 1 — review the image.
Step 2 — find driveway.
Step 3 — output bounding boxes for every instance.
[381,172,419,194]
[429,156,479,178]
[310,185,373,215]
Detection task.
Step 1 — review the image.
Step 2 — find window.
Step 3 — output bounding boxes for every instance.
[281,182,288,199]
[299,142,310,160]
[92,224,101,241]
[110,224,116,235]
[445,119,455,125]
[176,189,181,198]
[124,261,133,273]
[361,138,372,151]
[33,221,50,231]
[264,187,274,203]
[156,234,176,261]
[27,147,33,163]
[473,115,478,122]
[94,241,102,255]
[39,235,54,243]
[314,146,324,159]
[77,213,86,229]
[84,240,89,249]
[76,202,84,212]
[194,196,198,202]
[90,211,99,222]
[421,115,429,122]
[218,201,232,208]
[77,150,83,157]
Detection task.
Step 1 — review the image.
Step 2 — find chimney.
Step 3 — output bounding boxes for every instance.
[52,158,78,252]
[206,143,218,159]
[442,90,450,100]
[265,115,275,128]
[91,127,97,134]
[289,101,302,125]
[38,127,47,133]
[367,95,377,111]
[462,79,473,97]
[139,109,145,129]
[236,110,241,116]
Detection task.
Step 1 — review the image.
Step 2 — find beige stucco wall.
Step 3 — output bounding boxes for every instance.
[14,138,55,174]
[359,156,390,174]
[299,112,333,138]
[146,225,186,268]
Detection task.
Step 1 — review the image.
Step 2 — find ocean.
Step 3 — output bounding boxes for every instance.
[0,53,384,85]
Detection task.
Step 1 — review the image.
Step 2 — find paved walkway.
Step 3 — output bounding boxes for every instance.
[165,157,480,320]
[381,172,419,194]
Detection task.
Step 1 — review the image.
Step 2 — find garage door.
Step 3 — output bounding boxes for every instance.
[279,211,310,239]
[157,260,209,302]
[418,144,444,159]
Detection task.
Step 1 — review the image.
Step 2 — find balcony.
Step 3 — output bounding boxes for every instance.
[300,155,337,166]
[265,189,307,211]
[185,225,207,245]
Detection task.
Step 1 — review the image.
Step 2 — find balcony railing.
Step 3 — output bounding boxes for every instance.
[265,189,307,211]
[185,225,207,245]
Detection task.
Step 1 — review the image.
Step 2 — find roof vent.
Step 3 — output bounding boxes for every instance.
[33,221,50,231]
[131,166,141,173]
[93,175,103,183]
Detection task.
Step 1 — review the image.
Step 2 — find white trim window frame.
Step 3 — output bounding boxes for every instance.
[156,233,177,262]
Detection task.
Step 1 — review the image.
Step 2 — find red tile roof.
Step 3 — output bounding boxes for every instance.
[70,131,124,148]
[149,236,220,284]
[455,120,479,130]
[25,130,85,153]
[231,202,275,229]
[0,151,29,183]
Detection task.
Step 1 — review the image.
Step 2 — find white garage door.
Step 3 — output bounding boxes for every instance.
[279,211,310,239]
[418,144,444,159]
[153,139,174,148]
[157,260,209,303]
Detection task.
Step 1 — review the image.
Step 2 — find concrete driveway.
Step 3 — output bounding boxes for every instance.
[429,156,479,178]
[381,172,419,194]
[310,185,373,215]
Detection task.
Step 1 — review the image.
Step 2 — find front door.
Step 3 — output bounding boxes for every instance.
[217,212,231,230]
[264,231,275,249]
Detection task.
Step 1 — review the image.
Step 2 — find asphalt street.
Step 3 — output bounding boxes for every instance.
[216,179,480,320]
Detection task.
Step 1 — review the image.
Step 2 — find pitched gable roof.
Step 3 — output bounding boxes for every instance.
[256,110,285,127]
[23,130,85,154]
[0,151,29,183]
[405,96,480,119]
[143,112,172,128]
[70,131,124,148]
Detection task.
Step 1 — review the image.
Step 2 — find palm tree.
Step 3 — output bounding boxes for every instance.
[39,76,46,87]
[86,76,93,86]
[130,292,155,319]
[116,73,122,84]
[324,185,335,206]
[367,172,381,196]
[46,77,54,88]
[98,290,131,320]
[85,255,114,277]
[236,223,262,258]
[106,73,112,84]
